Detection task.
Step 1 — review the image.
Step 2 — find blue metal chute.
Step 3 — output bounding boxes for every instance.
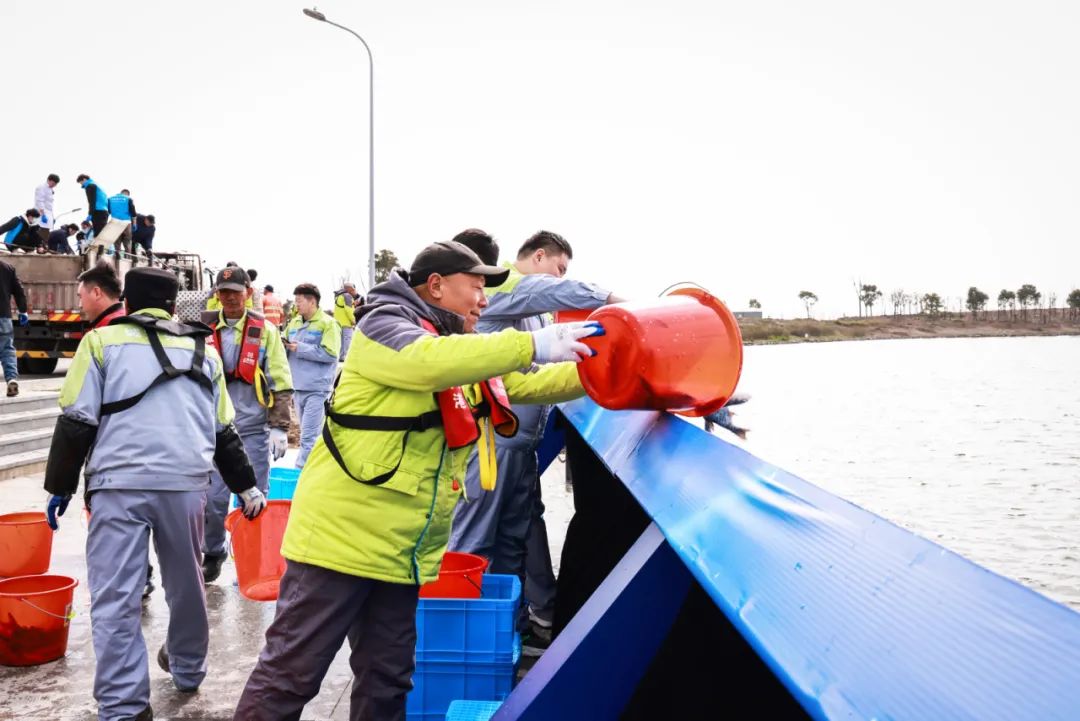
[497,398,1080,720]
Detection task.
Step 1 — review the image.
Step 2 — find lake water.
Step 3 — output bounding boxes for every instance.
[725,335,1080,610]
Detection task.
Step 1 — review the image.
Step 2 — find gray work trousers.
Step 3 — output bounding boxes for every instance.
[449,446,557,618]
[234,560,420,721]
[203,429,271,557]
[339,326,355,361]
[87,488,208,721]
[294,390,327,468]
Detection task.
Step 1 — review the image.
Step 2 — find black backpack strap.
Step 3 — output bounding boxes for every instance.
[100,331,213,416]
[320,393,443,485]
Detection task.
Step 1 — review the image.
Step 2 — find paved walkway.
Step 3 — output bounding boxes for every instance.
[0,414,573,720]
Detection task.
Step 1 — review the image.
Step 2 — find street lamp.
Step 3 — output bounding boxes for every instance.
[303,7,376,290]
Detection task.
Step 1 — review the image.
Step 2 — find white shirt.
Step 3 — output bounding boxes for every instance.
[34,183,54,229]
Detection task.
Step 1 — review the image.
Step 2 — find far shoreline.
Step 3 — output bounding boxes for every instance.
[738,314,1080,346]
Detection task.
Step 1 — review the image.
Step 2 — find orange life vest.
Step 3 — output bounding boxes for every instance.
[203,311,265,386]
[263,294,283,327]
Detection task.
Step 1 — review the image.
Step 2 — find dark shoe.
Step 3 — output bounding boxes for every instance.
[522,622,552,658]
[133,706,153,721]
[157,645,199,693]
[5,381,17,398]
[202,553,227,583]
[142,564,155,599]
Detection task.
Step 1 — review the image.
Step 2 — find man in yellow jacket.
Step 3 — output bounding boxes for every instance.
[234,241,602,721]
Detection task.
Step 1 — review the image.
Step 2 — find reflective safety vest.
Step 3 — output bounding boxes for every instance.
[262,294,283,327]
[202,310,273,406]
[320,318,518,488]
[107,194,131,220]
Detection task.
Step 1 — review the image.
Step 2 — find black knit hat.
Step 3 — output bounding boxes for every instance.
[122,267,179,313]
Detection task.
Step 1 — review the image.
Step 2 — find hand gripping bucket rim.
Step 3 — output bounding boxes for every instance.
[0,512,54,577]
[0,574,79,667]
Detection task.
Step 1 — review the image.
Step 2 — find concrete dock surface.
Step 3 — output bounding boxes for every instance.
[0,371,573,720]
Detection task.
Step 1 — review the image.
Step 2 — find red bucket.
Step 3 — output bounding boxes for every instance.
[0,574,78,666]
[577,287,743,416]
[225,500,291,602]
[553,309,595,324]
[0,512,53,577]
[419,552,489,599]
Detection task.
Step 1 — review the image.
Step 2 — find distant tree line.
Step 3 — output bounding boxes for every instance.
[783,283,1080,322]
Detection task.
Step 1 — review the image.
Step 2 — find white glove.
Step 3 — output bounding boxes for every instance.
[531,321,605,364]
[238,487,267,520]
[269,428,288,460]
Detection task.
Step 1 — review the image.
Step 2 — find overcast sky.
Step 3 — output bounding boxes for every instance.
[3,0,1078,318]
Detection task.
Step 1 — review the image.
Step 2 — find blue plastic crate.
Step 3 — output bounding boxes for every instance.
[416,574,521,664]
[232,466,301,508]
[444,700,502,721]
[406,638,519,721]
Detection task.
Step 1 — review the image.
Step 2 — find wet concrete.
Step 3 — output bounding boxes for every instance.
[0,418,574,720]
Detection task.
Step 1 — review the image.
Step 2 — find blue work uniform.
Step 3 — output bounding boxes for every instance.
[448,263,609,620]
[55,308,236,721]
[284,310,341,467]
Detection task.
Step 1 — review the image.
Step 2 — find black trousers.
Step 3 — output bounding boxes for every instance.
[91,210,109,237]
[234,560,420,721]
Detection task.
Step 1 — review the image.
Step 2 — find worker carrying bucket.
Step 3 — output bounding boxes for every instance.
[234,240,603,721]
[42,266,267,721]
[200,266,295,584]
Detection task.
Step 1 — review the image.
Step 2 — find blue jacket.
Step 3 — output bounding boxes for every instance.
[284,310,341,392]
[82,179,109,213]
[475,263,609,450]
[58,308,235,492]
[107,194,134,221]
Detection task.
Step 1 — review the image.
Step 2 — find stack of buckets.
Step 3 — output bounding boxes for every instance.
[408,553,521,721]
[0,512,78,666]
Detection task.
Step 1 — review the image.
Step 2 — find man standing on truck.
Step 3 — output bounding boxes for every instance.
[0,258,29,397]
[34,173,60,232]
[107,189,137,255]
[43,267,267,721]
[283,283,340,468]
[1,209,43,252]
[199,267,293,583]
[76,174,110,239]
[132,214,155,261]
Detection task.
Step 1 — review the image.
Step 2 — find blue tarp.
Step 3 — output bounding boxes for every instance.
[559,398,1080,721]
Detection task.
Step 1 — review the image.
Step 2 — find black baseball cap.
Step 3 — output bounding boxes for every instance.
[408,241,509,288]
[214,267,250,292]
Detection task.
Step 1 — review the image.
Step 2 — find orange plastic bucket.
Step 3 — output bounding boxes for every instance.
[419,552,489,599]
[225,500,290,602]
[0,513,53,577]
[553,309,594,324]
[577,287,743,416]
[0,574,78,666]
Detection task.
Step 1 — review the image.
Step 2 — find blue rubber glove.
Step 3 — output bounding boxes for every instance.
[46,495,71,530]
[40,214,48,225]
[18,313,29,327]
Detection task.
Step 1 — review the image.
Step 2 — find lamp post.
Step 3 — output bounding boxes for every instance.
[303,7,376,290]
